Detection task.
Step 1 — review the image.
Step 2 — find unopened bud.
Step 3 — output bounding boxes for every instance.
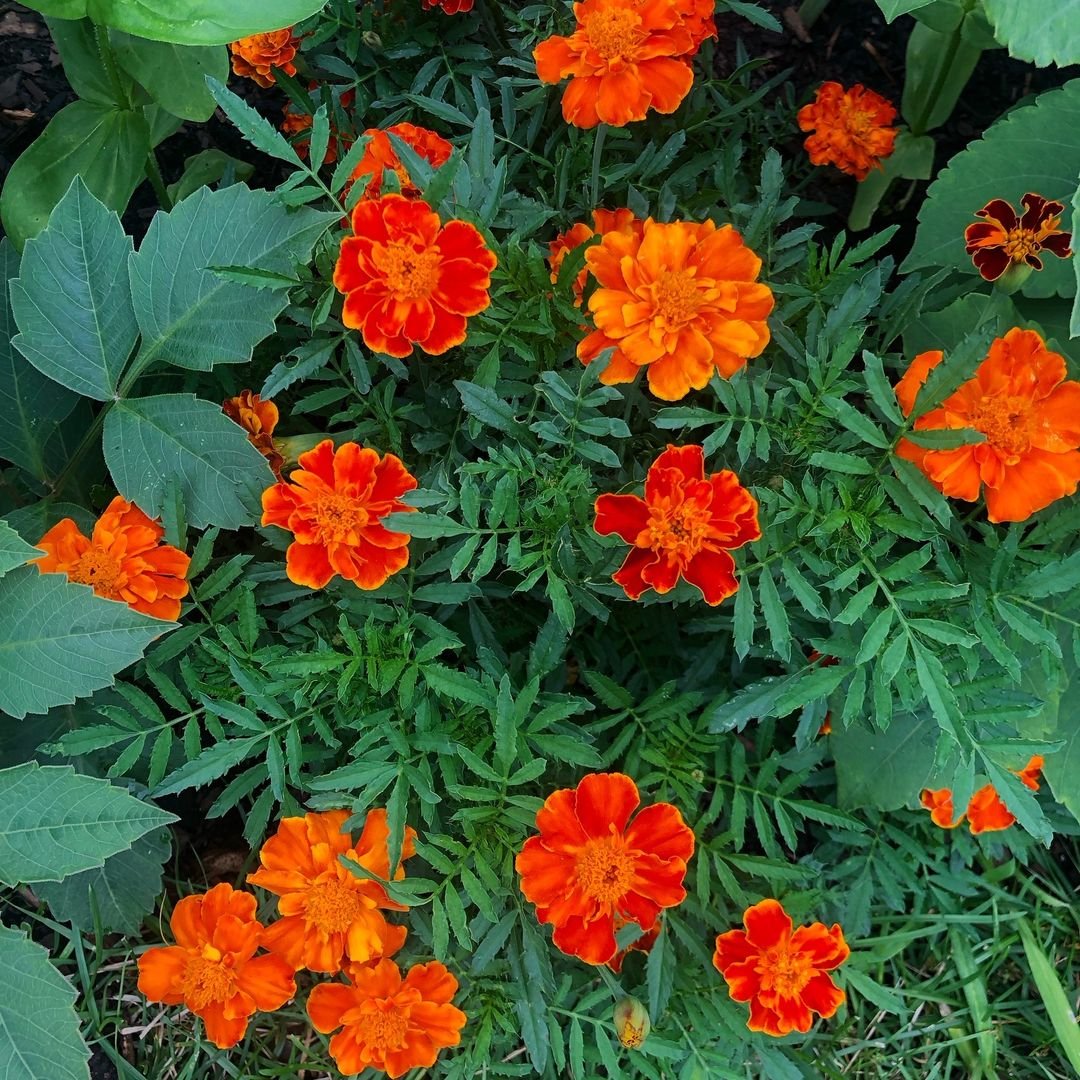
[362,30,383,49]
[613,997,650,1049]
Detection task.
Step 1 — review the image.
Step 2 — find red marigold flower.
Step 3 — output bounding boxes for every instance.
[894,328,1080,523]
[223,389,284,479]
[137,883,296,1049]
[229,28,300,88]
[713,898,850,1037]
[797,82,898,181]
[533,0,696,128]
[594,445,760,605]
[281,86,356,164]
[333,194,496,358]
[349,123,453,200]
[548,207,644,306]
[248,809,415,973]
[920,756,1044,835]
[965,192,1072,283]
[308,958,467,1078]
[33,496,190,620]
[422,0,475,11]
[515,772,694,966]
[578,217,773,400]
[261,439,417,591]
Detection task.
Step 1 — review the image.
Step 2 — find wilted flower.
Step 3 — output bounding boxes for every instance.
[965,193,1072,285]
[797,81,897,180]
[228,28,300,88]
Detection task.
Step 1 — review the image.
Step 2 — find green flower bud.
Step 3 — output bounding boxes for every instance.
[613,997,650,1049]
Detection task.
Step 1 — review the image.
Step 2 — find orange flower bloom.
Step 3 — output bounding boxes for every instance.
[281,86,356,164]
[594,445,760,605]
[228,28,300,88]
[894,328,1080,523]
[919,788,961,829]
[516,772,694,966]
[248,808,415,973]
[578,217,773,400]
[548,208,643,306]
[333,194,496,358]
[920,756,1044,835]
[261,439,417,591]
[33,497,189,620]
[308,958,467,1078]
[349,123,453,200]
[674,0,718,54]
[223,390,284,479]
[797,82,898,181]
[422,0,475,11]
[713,899,849,1037]
[137,883,295,1049]
[533,0,696,128]
[965,193,1072,283]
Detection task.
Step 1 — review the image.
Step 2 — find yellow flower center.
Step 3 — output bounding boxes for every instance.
[646,498,710,561]
[652,270,702,331]
[574,835,636,904]
[182,948,236,1010]
[1002,227,1041,263]
[841,104,875,140]
[585,8,641,62]
[378,241,442,300]
[313,493,369,544]
[969,393,1034,459]
[68,548,123,598]
[305,878,368,935]
[759,943,813,998]
[366,1005,411,1051]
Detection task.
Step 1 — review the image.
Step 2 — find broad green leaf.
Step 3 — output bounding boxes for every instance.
[902,79,1080,299]
[875,0,937,21]
[982,0,1080,68]
[110,34,228,122]
[0,762,176,885]
[0,567,168,720]
[0,925,90,1080]
[85,0,329,45]
[0,520,40,577]
[104,393,273,529]
[47,17,131,105]
[832,710,938,810]
[166,149,255,204]
[128,185,335,371]
[10,178,137,400]
[0,100,150,250]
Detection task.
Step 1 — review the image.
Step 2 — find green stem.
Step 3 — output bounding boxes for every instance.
[145,149,173,211]
[94,25,131,109]
[797,0,833,29]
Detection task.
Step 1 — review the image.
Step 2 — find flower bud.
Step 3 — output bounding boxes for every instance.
[362,30,383,49]
[613,997,650,1049]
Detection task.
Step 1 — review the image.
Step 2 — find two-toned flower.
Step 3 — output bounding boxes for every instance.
[965,192,1072,285]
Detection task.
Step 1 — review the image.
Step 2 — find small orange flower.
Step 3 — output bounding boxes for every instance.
[713,899,849,1037]
[965,193,1072,283]
[308,958,467,1078]
[595,445,761,605]
[248,809,415,973]
[797,82,898,181]
[137,883,295,1049]
[578,217,773,400]
[894,328,1080,523]
[919,788,961,829]
[333,194,496,358]
[533,0,696,128]
[548,208,643,306]
[349,123,453,200]
[920,756,1044,835]
[516,772,694,966]
[281,86,356,164]
[261,439,417,591]
[33,497,189,620]
[422,0,475,11]
[229,28,300,88]
[223,390,284,479]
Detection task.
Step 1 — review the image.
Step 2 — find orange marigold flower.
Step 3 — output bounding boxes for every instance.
[578,217,773,400]
[349,123,453,200]
[515,772,694,966]
[894,328,1080,523]
[533,0,696,129]
[549,208,643,306]
[675,0,718,54]
[137,883,295,1049]
[308,958,467,1078]
[965,193,1072,283]
[797,82,898,181]
[262,439,417,591]
[281,86,356,164]
[33,496,190,620]
[594,445,761,605]
[920,756,1045,835]
[334,194,496,358]
[223,389,284,479]
[422,0,475,11]
[248,808,415,973]
[919,788,961,829]
[229,28,300,88]
[713,898,849,1037]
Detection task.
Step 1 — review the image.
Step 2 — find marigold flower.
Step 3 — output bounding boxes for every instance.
[673,0,718,54]
[894,328,1080,523]
[261,439,417,591]
[548,208,643,306]
[713,898,849,1037]
[33,497,190,620]
[281,86,356,164]
[248,809,415,973]
[137,883,295,1049]
[516,772,694,966]
[595,445,760,605]
[422,0,475,11]
[578,217,773,400]
[228,28,300,88]
[965,193,1072,283]
[333,194,496,358]
[223,390,284,479]
[797,82,898,181]
[349,123,453,200]
[920,756,1044,835]
[919,788,961,829]
[308,958,467,1078]
[533,0,696,128]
